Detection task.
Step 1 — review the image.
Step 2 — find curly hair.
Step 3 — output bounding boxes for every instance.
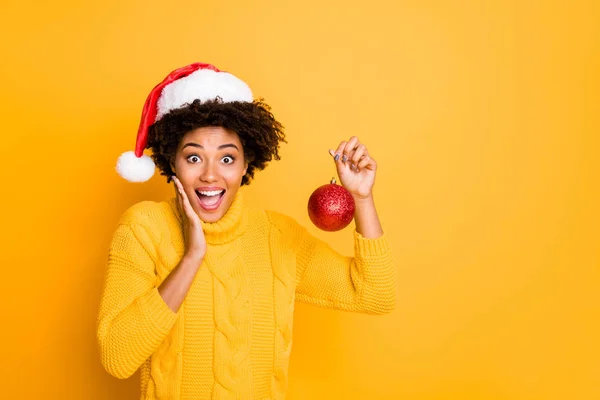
[146,98,286,186]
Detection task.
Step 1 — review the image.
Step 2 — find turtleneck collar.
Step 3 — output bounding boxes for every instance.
[169,190,248,245]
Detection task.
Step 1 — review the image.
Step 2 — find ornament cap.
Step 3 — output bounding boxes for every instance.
[330,177,337,184]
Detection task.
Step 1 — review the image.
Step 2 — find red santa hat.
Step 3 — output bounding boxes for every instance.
[116,62,254,182]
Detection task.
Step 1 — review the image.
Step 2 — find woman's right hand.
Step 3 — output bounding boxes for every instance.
[172,176,207,262]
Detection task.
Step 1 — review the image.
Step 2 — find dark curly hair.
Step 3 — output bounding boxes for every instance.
[147,98,286,186]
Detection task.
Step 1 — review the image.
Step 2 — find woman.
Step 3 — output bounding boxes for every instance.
[97,63,396,400]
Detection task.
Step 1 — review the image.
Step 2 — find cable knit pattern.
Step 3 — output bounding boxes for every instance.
[97,190,396,399]
[205,241,253,398]
[267,220,296,399]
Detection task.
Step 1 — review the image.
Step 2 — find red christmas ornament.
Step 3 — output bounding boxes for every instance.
[308,177,356,231]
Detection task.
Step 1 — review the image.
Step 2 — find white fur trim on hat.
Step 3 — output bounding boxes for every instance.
[156,69,253,121]
[116,151,155,182]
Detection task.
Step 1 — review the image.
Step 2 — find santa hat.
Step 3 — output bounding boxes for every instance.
[116,62,254,182]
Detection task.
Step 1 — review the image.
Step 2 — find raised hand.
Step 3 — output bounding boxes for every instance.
[329,136,377,200]
[173,176,207,261]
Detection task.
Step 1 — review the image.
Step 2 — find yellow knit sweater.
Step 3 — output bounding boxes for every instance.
[97,190,396,400]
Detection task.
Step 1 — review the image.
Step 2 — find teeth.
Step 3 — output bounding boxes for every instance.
[197,190,224,196]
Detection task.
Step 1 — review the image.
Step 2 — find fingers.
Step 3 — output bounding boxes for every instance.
[331,136,375,172]
[357,154,376,171]
[172,176,195,219]
[351,144,367,169]
[333,141,346,163]
[173,176,184,214]
[338,136,359,164]
[343,136,360,164]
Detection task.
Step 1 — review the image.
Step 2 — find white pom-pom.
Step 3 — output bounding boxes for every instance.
[116,151,155,182]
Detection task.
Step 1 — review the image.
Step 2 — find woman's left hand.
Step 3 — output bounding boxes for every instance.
[329,136,377,200]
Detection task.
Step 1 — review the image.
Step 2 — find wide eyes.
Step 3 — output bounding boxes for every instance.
[186,155,235,164]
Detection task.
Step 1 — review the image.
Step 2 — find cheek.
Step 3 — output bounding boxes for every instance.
[175,159,195,177]
[224,167,245,184]
[174,163,197,190]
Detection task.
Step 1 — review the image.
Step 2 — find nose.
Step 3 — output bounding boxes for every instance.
[200,160,218,183]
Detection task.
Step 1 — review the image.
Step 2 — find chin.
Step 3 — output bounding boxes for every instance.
[199,213,222,223]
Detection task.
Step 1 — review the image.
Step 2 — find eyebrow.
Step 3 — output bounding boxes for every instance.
[182,143,240,151]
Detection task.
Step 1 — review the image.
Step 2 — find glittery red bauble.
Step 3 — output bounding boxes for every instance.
[308,178,355,231]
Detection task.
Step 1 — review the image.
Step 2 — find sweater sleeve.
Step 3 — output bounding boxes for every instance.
[266,210,397,314]
[96,222,180,379]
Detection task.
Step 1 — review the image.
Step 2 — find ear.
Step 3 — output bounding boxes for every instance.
[243,162,248,176]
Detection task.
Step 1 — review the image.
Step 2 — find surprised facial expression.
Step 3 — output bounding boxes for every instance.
[172,126,248,223]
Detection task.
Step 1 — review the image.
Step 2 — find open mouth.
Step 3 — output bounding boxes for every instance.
[195,189,226,211]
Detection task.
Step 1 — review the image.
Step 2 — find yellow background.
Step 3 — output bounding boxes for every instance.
[1,0,598,399]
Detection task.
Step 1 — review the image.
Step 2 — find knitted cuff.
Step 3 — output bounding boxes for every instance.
[139,287,180,334]
[354,230,391,258]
